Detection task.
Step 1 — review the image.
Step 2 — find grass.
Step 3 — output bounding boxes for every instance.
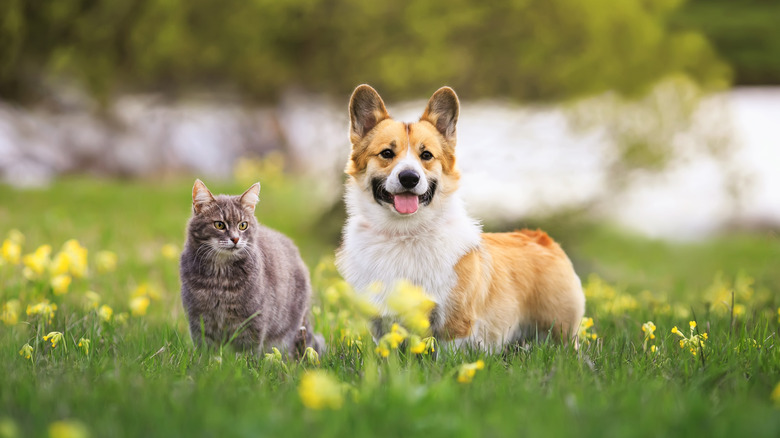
[1,176,779,438]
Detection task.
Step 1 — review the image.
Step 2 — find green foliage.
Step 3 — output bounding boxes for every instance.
[1,179,780,437]
[0,0,729,103]
[674,0,780,85]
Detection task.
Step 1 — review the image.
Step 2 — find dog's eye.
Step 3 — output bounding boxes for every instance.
[379,149,395,159]
[214,221,226,230]
[420,151,434,161]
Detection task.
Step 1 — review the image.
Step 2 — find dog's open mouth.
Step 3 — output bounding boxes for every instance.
[372,178,437,215]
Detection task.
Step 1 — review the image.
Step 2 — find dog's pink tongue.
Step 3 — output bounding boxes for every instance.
[393,193,419,214]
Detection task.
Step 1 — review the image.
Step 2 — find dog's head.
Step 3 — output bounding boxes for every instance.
[345,85,461,221]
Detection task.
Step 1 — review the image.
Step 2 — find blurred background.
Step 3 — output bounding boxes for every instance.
[1,0,778,246]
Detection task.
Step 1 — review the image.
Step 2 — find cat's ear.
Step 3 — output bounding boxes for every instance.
[239,182,261,214]
[192,179,215,213]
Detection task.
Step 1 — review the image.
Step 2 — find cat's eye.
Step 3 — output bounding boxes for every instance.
[214,221,226,230]
[379,149,395,159]
[238,222,248,231]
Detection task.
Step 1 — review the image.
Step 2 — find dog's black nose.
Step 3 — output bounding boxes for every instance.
[398,170,420,189]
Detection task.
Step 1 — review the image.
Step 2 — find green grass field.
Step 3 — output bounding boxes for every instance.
[1,177,779,438]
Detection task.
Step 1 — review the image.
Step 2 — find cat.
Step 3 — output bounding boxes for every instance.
[179,179,323,356]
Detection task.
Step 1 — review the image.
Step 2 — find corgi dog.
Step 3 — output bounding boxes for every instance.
[335,85,585,350]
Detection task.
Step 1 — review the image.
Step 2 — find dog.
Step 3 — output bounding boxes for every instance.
[335,84,585,350]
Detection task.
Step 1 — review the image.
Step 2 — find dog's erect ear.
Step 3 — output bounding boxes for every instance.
[421,87,459,144]
[349,84,390,144]
[239,182,261,214]
[192,179,215,214]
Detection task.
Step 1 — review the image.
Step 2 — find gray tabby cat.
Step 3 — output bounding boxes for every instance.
[180,179,323,355]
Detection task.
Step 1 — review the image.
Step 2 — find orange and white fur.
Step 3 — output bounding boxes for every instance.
[335,85,585,350]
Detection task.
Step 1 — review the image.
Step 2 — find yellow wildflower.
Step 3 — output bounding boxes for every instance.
[43,331,64,348]
[375,344,390,358]
[19,343,33,360]
[578,317,597,343]
[264,347,283,364]
[387,280,435,334]
[641,321,656,340]
[77,338,90,355]
[1,299,21,325]
[1,239,21,265]
[457,360,486,384]
[651,345,657,353]
[26,299,57,324]
[375,323,409,356]
[298,371,344,410]
[130,296,150,317]
[61,239,88,278]
[98,305,113,322]
[408,335,436,355]
[771,382,780,406]
[22,244,52,277]
[673,321,707,356]
[50,274,72,296]
[49,251,70,276]
[776,307,780,324]
[132,283,160,301]
[48,420,90,438]
[95,251,117,273]
[304,347,320,366]
[161,244,179,260]
[410,339,426,354]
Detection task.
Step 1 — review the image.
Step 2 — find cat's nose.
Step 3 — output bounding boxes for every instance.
[231,237,239,244]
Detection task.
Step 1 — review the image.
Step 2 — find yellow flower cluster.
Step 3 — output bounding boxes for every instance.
[387,280,436,335]
[129,283,157,317]
[1,299,21,325]
[375,323,408,358]
[1,237,22,265]
[78,338,91,355]
[578,317,598,343]
[298,371,345,410]
[771,382,780,406]
[43,331,64,348]
[48,420,90,438]
[98,305,113,322]
[23,244,52,279]
[583,274,638,315]
[19,343,33,360]
[642,321,658,353]
[671,321,708,356]
[26,299,58,324]
[457,360,485,384]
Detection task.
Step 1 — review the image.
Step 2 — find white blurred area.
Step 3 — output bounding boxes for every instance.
[0,87,777,240]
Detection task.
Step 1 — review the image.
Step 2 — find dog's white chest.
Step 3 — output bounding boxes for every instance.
[337,211,481,313]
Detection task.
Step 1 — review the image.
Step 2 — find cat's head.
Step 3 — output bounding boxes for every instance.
[187,179,261,258]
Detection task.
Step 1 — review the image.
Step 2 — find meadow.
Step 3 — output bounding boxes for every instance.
[1,169,779,438]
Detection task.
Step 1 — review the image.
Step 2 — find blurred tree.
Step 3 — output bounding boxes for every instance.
[0,0,731,104]
[673,0,780,85]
